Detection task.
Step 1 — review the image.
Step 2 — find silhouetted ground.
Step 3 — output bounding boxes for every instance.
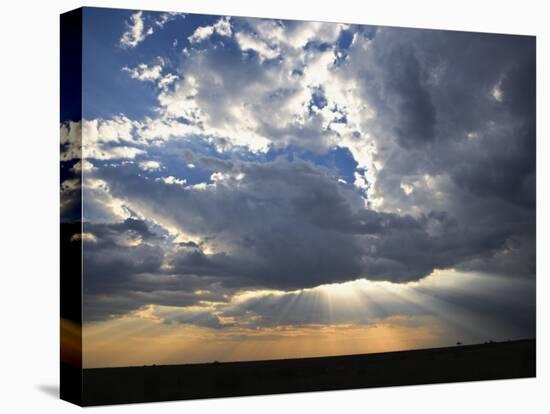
[80,339,535,406]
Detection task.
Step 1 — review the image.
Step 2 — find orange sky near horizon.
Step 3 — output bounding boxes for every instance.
[82,270,534,368]
[83,314,449,368]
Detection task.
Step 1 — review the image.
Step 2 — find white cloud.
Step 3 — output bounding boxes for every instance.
[61,178,80,192]
[123,62,179,91]
[250,20,286,44]
[158,73,179,89]
[286,22,345,48]
[235,32,280,61]
[156,176,187,185]
[123,63,163,82]
[188,17,232,43]
[137,116,202,142]
[210,172,230,182]
[71,232,97,243]
[61,119,144,161]
[157,75,203,123]
[82,116,137,145]
[81,177,133,223]
[69,22,371,163]
[151,46,338,153]
[188,25,215,43]
[400,182,414,195]
[86,145,145,160]
[353,171,369,191]
[120,11,153,49]
[213,16,232,37]
[233,20,343,62]
[139,160,162,171]
[492,81,504,102]
[120,11,184,49]
[60,120,80,145]
[148,20,371,156]
[60,121,82,161]
[154,12,184,29]
[71,160,96,173]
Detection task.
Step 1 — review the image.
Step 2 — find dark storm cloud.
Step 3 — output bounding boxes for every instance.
[83,288,226,323]
[449,123,535,208]
[95,160,370,289]
[84,218,157,245]
[351,28,535,189]
[157,307,226,329]
[82,219,163,281]
[423,32,536,209]
[89,154,532,293]
[344,27,535,279]
[82,219,164,320]
[381,44,437,147]
[81,218,232,321]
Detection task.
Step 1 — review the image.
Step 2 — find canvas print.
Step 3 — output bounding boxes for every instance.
[60,7,536,406]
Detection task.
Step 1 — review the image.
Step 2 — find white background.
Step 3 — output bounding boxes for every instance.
[0,0,548,412]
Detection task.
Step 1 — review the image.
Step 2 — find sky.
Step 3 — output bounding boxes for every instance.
[60,7,536,368]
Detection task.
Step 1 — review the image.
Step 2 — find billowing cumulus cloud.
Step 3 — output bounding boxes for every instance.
[67,9,535,350]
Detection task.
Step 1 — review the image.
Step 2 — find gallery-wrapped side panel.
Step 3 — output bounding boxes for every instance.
[60,7,83,407]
